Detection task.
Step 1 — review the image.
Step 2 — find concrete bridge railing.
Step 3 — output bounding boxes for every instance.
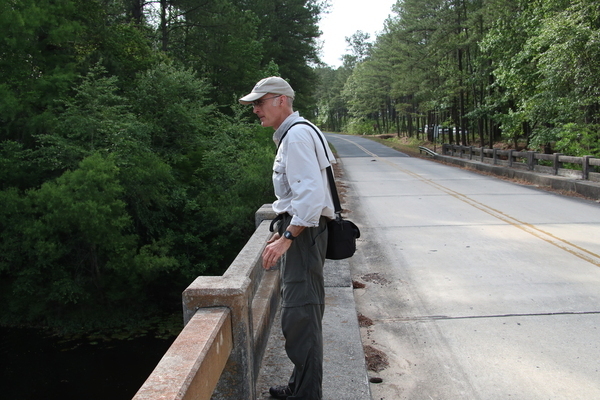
[133,204,278,400]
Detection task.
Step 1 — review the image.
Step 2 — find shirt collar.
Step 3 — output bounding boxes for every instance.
[273,112,303,144]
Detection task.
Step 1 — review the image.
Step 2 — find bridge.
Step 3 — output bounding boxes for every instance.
[133,134,600,399]
[132,202,370,400]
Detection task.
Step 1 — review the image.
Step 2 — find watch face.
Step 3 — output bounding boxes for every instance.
[284,231,294,240]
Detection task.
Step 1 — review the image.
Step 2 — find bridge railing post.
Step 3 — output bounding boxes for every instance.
[181,205,277,400]
[133,308,233,400]
[183,275,255,400]
[134,205,279,400]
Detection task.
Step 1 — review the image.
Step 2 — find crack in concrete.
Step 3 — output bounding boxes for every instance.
[374,310,600,322]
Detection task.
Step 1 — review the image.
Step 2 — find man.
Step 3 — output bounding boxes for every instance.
[239,77,335,399]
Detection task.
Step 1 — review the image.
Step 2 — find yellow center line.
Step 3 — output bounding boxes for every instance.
[336,135,600,267]
[388,159,600,268]
[338,136,379,157]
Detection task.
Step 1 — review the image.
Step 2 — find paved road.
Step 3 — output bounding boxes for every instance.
[324,133,600,400]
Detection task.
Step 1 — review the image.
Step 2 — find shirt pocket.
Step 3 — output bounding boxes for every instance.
[273,157,291,198]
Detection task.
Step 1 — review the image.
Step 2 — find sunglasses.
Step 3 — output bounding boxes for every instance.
[252,95,282,107]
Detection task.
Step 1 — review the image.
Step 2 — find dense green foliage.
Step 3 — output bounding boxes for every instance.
[315,0,600,156]
[0,0,325,331]
[6,0,597,333]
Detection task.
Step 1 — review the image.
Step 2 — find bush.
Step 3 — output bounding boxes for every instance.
[344,118,379,135]
[0,63,274,332]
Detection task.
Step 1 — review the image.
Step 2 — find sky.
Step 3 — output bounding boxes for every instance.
[318,0,398,68]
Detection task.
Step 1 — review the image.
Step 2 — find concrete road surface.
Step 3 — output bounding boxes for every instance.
[325,133,600,400]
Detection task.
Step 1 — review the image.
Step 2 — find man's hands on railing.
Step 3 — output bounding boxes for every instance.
[262,232,288,270]
[262,225,305,270]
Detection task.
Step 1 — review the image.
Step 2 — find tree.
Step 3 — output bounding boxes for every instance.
[522,0,600,152]
[240,0,325,112]
[478,0,600,152]
[343,30,373,67]
[313,30,372,132]
[1,153,140,325]
[314,66,351,132]
[0,0,157,144]
[0,0,331,333]
[0,0,83,143]
[158,0,264,105]
[0,44,275,330]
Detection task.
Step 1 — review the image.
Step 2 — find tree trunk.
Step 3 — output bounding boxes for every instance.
[130,0,144,24]
[161,0,169,52]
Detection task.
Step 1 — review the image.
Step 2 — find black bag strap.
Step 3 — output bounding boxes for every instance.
[278,121,342,215]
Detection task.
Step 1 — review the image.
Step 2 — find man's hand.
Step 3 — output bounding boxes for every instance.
[262,234,292,270]
[262,225,305,270]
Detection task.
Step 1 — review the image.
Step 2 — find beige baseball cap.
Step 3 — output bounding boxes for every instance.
[239,77,295,104]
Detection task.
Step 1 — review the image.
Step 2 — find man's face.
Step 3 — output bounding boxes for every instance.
[252,93,285,129]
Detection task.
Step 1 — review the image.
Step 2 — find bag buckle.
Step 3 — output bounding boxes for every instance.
[269,213,285,232]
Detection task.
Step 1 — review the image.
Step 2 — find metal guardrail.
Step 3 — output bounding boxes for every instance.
[418,146,438,157]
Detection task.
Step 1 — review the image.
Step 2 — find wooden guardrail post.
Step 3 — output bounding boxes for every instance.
[437,144,600,186]
[583,155,592,180]
[553,153,563,175]
[527,151,536,170]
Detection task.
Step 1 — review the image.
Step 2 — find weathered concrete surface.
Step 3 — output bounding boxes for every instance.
[251,268,281,375]
[255,204,277,228]
[324,133,600,400]
[181,217,281,400]
[255,259,371,400]
[133,308,232,400]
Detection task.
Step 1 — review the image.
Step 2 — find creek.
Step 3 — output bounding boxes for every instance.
[0,326,176,399]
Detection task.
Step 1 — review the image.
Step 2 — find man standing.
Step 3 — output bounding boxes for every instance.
[239,77,335,399]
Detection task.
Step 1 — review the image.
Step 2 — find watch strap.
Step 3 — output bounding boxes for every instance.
[283,230,296,240]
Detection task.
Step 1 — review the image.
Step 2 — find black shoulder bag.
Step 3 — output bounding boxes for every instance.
[278,121,360,260]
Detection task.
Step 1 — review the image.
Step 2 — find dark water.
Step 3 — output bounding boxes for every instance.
[0,327,176,400]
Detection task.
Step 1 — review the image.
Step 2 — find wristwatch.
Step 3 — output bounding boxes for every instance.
[283,230,296,240]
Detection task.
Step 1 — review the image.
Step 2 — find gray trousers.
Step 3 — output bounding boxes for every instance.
[282,304,325,400]
[279,214,328,399]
